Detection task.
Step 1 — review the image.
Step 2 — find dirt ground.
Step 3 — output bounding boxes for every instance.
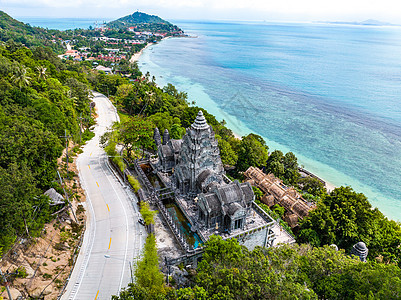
[0,142,88,300]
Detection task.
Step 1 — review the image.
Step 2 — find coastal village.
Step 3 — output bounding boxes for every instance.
[55,12,184,74]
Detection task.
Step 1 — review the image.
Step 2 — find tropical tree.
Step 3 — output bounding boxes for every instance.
[36,65,47,80]
[217,137,238,166]
[12,66,31,90]
[115,116,154,158]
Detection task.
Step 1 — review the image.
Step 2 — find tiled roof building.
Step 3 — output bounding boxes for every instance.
[244,166,315,228]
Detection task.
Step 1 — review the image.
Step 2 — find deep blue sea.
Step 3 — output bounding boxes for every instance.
[137,21,401,221]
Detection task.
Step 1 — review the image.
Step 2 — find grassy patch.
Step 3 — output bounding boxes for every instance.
[128,175,141,192]
[82,129,95,142]
[118,111,131,123]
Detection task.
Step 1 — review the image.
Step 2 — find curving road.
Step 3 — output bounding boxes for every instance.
[62,92,146,300]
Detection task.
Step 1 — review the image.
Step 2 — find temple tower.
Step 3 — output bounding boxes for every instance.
[163,129,170,145]
[154,127,162,147]
[174,111,224,195]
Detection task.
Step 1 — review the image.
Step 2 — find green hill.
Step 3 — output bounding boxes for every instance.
[107,11,178,31]
[0,10,34,32]
[0,11,64,51]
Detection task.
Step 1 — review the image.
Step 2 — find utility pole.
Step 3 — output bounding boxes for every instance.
[129,261,133,284]
[60,130,73,173]
[57,170,78,223]
[0,267,13,300]
[77,113,85,144]
[89,101,95,120]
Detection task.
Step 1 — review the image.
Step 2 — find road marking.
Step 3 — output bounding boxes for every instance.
[88,165,90,169]
[90,152,92,156]
[95,290,99,300]
[96,181,99,187]
[99,154,130,293]
[108,238,112,249]
[106,204,110,212]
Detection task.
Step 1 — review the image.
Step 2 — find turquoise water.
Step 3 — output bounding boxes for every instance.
[138,21,401,221]
[165,203,202,249]
[17,17,112,30]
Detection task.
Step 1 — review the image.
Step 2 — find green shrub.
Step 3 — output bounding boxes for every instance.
[140,202,157,225]
[128,175,141,192]
[71,221,84,234]
[82,129,95,142]
[60,231,71,242]
[272,204,285,218]
[104,141,117,156]
[76,204,85,215]
[112,157,125,172]
[16,266,27,278]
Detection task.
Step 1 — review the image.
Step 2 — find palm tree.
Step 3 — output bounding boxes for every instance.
[12,66,31,91]
[36,65,47,80]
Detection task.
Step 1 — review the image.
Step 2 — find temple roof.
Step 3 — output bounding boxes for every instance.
[227,202,242,216]
[191,110,210,130]
[170,139,182,153]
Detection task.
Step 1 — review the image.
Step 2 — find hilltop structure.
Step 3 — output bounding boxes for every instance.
[153,111,277,250]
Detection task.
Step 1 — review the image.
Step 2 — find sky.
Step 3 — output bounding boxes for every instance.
[1,0,401,23]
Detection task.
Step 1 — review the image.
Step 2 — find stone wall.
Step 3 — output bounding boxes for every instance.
[235,227,270,251]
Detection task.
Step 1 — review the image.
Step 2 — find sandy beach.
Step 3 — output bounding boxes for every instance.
[130,37,171,63]
[130,42,153,63]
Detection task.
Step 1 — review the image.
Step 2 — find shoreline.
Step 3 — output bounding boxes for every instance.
[130,36,171,63]
[130,42,153,63]
[230,128,336,192]
[137,38,339,194]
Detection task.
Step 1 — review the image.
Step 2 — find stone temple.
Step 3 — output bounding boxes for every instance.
[152,111,278,249]
[174,111,225,196]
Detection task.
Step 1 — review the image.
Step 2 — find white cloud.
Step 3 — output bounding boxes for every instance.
[2,0,401,22]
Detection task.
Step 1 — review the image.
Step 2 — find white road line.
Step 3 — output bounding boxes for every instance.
[103,154,141,284]
[69,159,97,300]
[98,153,129,293]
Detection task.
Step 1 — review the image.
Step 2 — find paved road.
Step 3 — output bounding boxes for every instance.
[62,92,146,300]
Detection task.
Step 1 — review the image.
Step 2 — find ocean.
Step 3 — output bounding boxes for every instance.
[137,21,401,221]
[17,17,113,30]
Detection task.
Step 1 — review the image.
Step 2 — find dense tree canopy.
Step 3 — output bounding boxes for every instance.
[266,150,299,185]
[114,116,155,158]
[0,41,91,254]
[236,133,269,171]
[299,186,401,266]
[114,236,401,300]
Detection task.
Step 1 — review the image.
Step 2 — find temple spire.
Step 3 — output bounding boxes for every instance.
[191,110,209,130]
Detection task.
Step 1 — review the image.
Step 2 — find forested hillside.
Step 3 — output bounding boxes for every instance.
[0,11,65,52]
[0,40,92,254]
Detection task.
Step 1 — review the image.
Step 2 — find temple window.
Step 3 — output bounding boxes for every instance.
[234,219,243,230]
